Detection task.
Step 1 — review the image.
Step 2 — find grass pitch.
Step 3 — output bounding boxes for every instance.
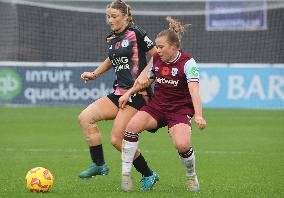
[0,107,283,198]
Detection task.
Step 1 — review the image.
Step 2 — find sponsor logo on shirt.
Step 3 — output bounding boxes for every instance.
[114,64,130,72]
[144,36,154,48]
[156,77,179,86]
[111,57,130,72]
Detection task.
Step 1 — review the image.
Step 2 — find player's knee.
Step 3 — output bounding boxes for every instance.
[78,111,100,142]
[110,135,122,151]
[175,142,189,153]
[125,120,140,133]
[78,111,88,127]
[78,111,97,128]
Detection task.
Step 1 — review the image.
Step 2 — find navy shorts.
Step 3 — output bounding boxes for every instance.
[107,92,146,110]
[140,105,192,132]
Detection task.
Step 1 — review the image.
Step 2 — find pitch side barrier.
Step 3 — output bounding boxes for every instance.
[0,62,283,109]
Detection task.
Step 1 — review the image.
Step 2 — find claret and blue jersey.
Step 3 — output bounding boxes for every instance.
[148,50,200,115]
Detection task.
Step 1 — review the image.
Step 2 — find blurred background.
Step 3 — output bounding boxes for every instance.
[0,1,283,197]
[0,0,283,108]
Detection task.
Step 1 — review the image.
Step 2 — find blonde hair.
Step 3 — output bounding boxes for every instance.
[157,16,191,49]
[106,0,134,25]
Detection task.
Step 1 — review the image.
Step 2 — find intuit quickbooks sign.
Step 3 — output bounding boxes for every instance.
[0,69,23,100]
[0,63,283,109]
[0,63,114,105]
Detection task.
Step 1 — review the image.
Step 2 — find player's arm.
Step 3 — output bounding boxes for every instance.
[135,28,157,86]
[119,78,154,109]
[147,47,157,57]
[188,82,206,129]
[81,57,112,83]
[119,57,155,108]
[135,48,156,86]
[184,58,206,129]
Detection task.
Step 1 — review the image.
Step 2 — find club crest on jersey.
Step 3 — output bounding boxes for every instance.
[161,67,170,76]
[121,39,129,47]
[171,68,178,76]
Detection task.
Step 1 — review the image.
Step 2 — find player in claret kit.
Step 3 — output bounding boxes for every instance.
[119,16,207,192]
[78,0,158,190]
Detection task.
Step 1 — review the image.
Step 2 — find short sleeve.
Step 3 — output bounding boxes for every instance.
[184,58,199,82]
[133,26,155,52]
[141,35,155,52]
[147,58,155,79]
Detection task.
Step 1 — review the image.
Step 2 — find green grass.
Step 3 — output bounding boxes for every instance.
[0,107,283,198]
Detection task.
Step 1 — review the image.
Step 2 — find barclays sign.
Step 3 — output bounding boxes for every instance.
[199,64,284,109]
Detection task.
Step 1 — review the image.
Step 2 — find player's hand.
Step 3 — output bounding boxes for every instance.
[195,116,206,130]
[119,93,131,109]
[80,72,96,83]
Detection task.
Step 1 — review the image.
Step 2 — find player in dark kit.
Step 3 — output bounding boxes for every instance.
[79,0,158,190]
[119,17,206,192]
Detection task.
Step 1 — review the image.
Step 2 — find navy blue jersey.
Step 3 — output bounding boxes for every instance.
[106,25,154,92]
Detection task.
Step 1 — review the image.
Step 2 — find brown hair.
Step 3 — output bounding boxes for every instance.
[106,0,134,25]
[157,16,191,49]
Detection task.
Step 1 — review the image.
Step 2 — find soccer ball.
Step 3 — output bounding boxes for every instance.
[25,167,54,192]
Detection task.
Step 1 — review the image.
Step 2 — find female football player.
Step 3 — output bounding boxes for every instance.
[119,16,206,192]
[78,0,158,190]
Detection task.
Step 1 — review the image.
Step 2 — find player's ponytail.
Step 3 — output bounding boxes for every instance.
[126,4,134,25]
[157,16,191,49]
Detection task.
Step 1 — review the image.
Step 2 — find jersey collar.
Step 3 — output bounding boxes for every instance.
[166,51,181,64]
[113,24,131,36]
